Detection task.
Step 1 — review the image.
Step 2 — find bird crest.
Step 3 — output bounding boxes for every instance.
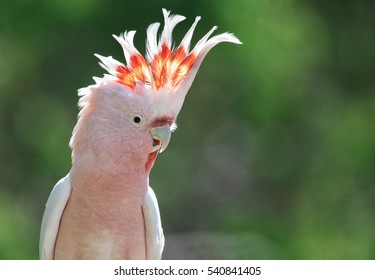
[94,9,242,94]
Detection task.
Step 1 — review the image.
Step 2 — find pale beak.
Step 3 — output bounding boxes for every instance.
[150,125,171,153]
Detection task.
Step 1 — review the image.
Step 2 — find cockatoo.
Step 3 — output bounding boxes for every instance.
[39,9,241,260]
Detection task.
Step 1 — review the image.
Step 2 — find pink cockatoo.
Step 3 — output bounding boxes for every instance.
[39,9,241,260]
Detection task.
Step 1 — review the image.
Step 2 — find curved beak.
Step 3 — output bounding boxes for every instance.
[150,125,171,153]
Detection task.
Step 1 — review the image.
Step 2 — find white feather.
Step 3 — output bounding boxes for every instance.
[112,31,139,66]
[194,32,243,61]
[146,22,161,62]
[179,16,201,52]
[190,26,218,54]
[142,186,165,259]
[39,174,72,260]
[159,8,186,49]
[94,54,124,75]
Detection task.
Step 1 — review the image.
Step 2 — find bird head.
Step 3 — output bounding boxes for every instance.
[70,9,241,172]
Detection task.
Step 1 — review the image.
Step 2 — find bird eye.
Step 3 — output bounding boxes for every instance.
[133,115,143,125]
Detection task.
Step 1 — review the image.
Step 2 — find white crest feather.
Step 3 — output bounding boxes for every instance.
[159,8,186,49]
[146,22,161,61]
[94,54,123,75]
[179,16,201,52]
[112,31,140,65]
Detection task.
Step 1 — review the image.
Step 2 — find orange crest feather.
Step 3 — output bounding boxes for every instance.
[94,9,242,92]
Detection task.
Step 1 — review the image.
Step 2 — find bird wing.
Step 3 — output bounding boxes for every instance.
[142,186,165,259]
[39,174,72,259]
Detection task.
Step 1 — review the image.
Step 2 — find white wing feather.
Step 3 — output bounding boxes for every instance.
[39,174,72,260]
[142,186,165,259]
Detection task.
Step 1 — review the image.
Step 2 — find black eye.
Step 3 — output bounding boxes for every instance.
[133,116,142,124]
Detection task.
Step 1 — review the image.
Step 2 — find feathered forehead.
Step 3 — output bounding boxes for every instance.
[94,9,241,99]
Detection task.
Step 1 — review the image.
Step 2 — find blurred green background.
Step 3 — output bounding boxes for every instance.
[1,0,374,259]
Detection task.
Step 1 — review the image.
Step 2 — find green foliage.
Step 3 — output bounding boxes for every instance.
[1,0,374,259]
